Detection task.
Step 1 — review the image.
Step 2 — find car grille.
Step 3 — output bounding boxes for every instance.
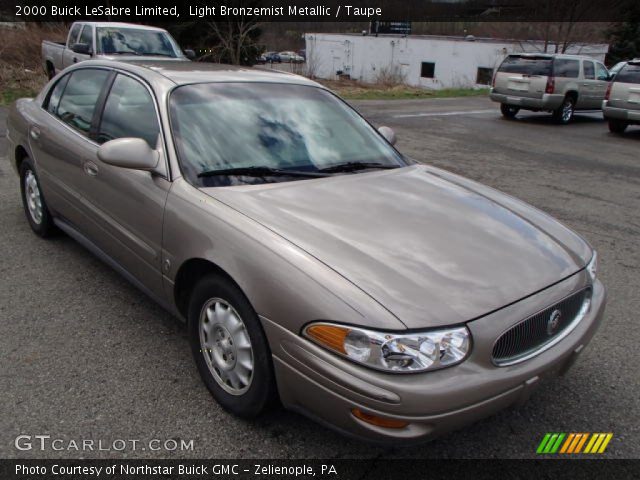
[492,288,591,366]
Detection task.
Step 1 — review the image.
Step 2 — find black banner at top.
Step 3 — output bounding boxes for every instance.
[0,0,636,22]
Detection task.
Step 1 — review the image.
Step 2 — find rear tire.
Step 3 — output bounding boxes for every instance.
[500,104,520,119]
[553,96,575,124]
[188,274,277,418]
[608,119,628,134]
[19,158,56,238]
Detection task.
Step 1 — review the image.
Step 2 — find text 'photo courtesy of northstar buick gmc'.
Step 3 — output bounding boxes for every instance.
[6,59,606,443]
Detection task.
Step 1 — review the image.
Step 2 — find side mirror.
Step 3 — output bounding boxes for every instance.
[97,138,159,171]
[71,43,92,55]
[184,49,196,60]
[378,126,397,146]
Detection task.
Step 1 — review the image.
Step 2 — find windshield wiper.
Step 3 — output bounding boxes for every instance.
[197,166,330,178]
[318,162,400,173]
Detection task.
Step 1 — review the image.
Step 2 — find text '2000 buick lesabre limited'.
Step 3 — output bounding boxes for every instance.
[6,60,605,443]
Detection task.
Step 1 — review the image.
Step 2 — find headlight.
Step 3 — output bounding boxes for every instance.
[303,322,471,373]
[587,251,598,282]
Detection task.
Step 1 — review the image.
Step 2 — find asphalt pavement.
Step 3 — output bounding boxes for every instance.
[0,97,638,459]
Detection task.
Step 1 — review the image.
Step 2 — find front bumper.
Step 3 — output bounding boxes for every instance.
[490,91,564,111]
[262,271,606,444]
[603,101,640,123]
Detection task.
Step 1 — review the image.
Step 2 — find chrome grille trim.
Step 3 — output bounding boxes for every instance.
[492,288,592,367]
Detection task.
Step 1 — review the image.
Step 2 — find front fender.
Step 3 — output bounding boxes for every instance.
[162,178,405,334]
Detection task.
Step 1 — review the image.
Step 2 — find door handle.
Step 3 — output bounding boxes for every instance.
[583,83,590,86]
[30,126,41,140]
[84,161,99,177]
[73,57,78,63]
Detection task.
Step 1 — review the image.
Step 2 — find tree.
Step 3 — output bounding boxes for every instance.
[607,4,640,65]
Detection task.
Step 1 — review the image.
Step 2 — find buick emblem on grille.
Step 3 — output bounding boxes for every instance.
[547,309,562,336]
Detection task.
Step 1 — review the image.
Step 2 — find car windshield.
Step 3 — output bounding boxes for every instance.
[96,27,179,57]
[498,56,552,76]
[169,83,405,187]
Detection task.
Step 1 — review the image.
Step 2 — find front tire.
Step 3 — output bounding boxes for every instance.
[188,274,277,418]
[553,96,575,124]
[19,158,56,237]
[608,119,628,134]
[500,104,520,119]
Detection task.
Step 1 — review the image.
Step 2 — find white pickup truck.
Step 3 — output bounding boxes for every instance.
[42,21,194,79]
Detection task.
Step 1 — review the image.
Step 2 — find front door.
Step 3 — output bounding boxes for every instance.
[73,72,171,299]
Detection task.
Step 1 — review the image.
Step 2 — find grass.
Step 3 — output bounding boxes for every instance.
[1,87,40,106]
[317,79,489,101]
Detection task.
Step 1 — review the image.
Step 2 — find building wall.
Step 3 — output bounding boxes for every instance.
[305,33,609,89]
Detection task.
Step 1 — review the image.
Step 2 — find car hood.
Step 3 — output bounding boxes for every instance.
[201,165,591,329]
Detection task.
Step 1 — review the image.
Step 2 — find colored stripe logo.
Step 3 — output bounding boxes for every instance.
[537,433,613,454]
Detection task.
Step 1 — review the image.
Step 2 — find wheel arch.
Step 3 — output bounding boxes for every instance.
[173,257,246,319]
[565,90,578,102]
[14,144,30,172]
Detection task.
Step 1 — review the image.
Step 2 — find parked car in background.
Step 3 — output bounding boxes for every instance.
[7,59,605,443]
[490,53,610,124]
[42,21,194,79]
[279,51,304,63]
[263,51,281,63]
[608,61,628,79]
[603,59,640,133]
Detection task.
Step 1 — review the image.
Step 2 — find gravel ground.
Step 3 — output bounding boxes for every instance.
[0,97,638,459]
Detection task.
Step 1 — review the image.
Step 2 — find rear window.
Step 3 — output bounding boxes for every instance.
[498,56,552,76]
[553,59,580,78]
[616,64,640,84]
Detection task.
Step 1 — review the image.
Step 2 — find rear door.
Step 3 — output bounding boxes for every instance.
[581,60,598,108]
[608,62,640,117]
[493,55,552,99]
[30,68,111,227]
[74,72,171,299]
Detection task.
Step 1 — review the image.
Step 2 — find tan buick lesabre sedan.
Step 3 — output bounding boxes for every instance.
[6,60,605,443]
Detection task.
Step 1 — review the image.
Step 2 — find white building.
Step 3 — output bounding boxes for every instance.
[304,33,610,89]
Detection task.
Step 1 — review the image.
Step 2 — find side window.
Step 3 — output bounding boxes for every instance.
[583,61,595,80]
[67,24,82,47]
[78,25,92,48]
[56,69,110,136]
[97,74,160,148]
[554,59,580,78]
[44,74,71,115]
[596,63,609,81]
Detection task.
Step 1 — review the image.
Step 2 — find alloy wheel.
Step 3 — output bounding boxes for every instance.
[199,298,254,395]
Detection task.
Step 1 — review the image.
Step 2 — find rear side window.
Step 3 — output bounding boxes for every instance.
[67,24,81,47]
[56,69,110,136]
[616,64,640,84]
[45,74,71,115]
[97,74,160,148]
[498,56,552,76]
[583,61,595,79]
[553,59,580,78]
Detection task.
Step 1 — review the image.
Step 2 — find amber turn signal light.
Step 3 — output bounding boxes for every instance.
[305,324,350,354]
[351,408,409,429]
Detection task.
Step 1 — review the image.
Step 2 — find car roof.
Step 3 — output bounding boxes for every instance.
[511,53,598,61]
[72,59,323,88]
[76,21,166,32]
